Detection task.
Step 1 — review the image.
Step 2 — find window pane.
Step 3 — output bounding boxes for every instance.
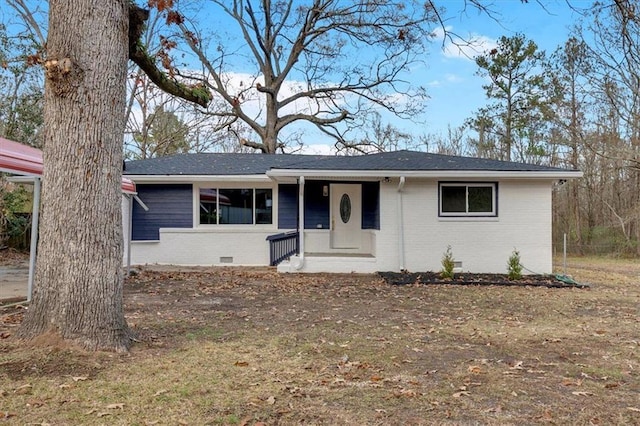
[441,186,466,212]
[468,186,493,212]
[219,189,253,224]
[199,188,219,224]
[255,189,273,224]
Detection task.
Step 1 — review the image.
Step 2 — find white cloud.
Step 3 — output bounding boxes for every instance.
[431,25,497,61]
[442,34,497,60]
[298,143,336,155]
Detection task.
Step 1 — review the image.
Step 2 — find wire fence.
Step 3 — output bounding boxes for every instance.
[553,232,639,258]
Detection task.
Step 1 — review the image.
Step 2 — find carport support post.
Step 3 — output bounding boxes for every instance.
[127,194,133,276]
[27,177,41,302]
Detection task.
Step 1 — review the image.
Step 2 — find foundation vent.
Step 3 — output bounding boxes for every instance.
[219,256,233,264]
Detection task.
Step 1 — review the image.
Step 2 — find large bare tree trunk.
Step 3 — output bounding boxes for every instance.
[17,0,131,351]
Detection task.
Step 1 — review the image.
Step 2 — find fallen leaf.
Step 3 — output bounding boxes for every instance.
[72,376,88,382]
[452,391,470,398]
[627,407,640,412]
[106,403,124,409]
[370,375,384,382]
[468,365,483,374]
[153,389,168,397]
[561,378,582,387]
[604,382,619,389]
[571,391,593,396]
[97,412,111,418]
[14,384,32,395]
[234,361,249,367]
[1,411,17,419]
[26,399,45,408]
[266,396,276,405]
[394,388,417,397]
[510,361,524,370]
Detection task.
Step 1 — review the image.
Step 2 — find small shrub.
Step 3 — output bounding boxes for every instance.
[507,249,523,280]
[440,245,455,279]
[0,185,30,247]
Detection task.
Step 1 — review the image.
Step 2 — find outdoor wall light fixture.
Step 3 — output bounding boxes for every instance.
[323,185,329,196]
[383,177,391,183]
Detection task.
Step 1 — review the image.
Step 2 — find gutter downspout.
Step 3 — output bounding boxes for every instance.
[397,176,406,272]
[292,176,305,270]
[27,177,41,302]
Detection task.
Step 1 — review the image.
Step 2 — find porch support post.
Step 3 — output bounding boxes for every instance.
[27,177,41,302]
[293,176,305,270]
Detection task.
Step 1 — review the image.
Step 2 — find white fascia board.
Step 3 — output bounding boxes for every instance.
[266,169,583,180]
[125,174,272,183]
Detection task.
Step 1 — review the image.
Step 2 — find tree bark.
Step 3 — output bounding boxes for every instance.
[17,0,131,351]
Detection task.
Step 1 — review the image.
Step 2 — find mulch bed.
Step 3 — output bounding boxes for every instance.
[379,271,589,289]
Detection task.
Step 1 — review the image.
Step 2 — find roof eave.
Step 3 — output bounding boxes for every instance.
[266,169,583,179]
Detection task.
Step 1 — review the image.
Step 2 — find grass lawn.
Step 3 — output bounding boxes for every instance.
[1,257,639,425]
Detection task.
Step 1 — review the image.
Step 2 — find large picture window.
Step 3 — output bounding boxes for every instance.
[199,188,273,225]
[439,183,497,217]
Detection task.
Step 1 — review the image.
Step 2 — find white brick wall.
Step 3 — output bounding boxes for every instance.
[123,178,555,273]
[129,228,273,266]
[394,178,553,274]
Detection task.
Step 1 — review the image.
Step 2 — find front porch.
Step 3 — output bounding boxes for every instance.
[267,228,379,273]
[277,251,379,273]
[267,177,381,272]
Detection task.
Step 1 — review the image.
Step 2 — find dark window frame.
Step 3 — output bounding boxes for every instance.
[438,182,498,217]
[198,187,273,225]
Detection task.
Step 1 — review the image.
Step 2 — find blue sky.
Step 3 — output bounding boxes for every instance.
[179,1,587,153]
[0,0,587,154]
[403,1,585,139]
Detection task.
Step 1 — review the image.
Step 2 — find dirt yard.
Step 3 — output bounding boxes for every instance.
[1,258,639,425]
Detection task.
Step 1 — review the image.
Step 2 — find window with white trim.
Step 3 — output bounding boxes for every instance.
[439,183,497,216]
[199,188,272,225]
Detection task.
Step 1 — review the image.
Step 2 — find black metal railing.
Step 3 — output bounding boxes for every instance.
[266,231,299,266]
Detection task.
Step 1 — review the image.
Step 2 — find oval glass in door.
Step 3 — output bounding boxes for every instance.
[340,193,351,223]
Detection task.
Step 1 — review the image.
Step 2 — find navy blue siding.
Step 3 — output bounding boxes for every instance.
[278,184,298,229]
[277,181,380,230]
[304,181,330,229]
[362,181,380,230]
[132,184,193,240]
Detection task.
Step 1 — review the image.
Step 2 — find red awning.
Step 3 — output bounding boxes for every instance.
[0,136,43,176]
[0,137,135,193]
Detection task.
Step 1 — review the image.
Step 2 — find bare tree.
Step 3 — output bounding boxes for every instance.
[577,0,640,253]
[0,0,45,146]
[124,8,241,158]
[167,0,437,153]
[336,111,417,154]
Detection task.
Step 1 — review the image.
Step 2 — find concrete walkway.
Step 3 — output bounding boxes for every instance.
[0,265,28,303]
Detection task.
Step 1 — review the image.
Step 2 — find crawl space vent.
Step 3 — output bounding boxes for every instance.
[219,256,233,264]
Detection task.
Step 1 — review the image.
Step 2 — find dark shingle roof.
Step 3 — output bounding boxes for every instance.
[124,150,576,175]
